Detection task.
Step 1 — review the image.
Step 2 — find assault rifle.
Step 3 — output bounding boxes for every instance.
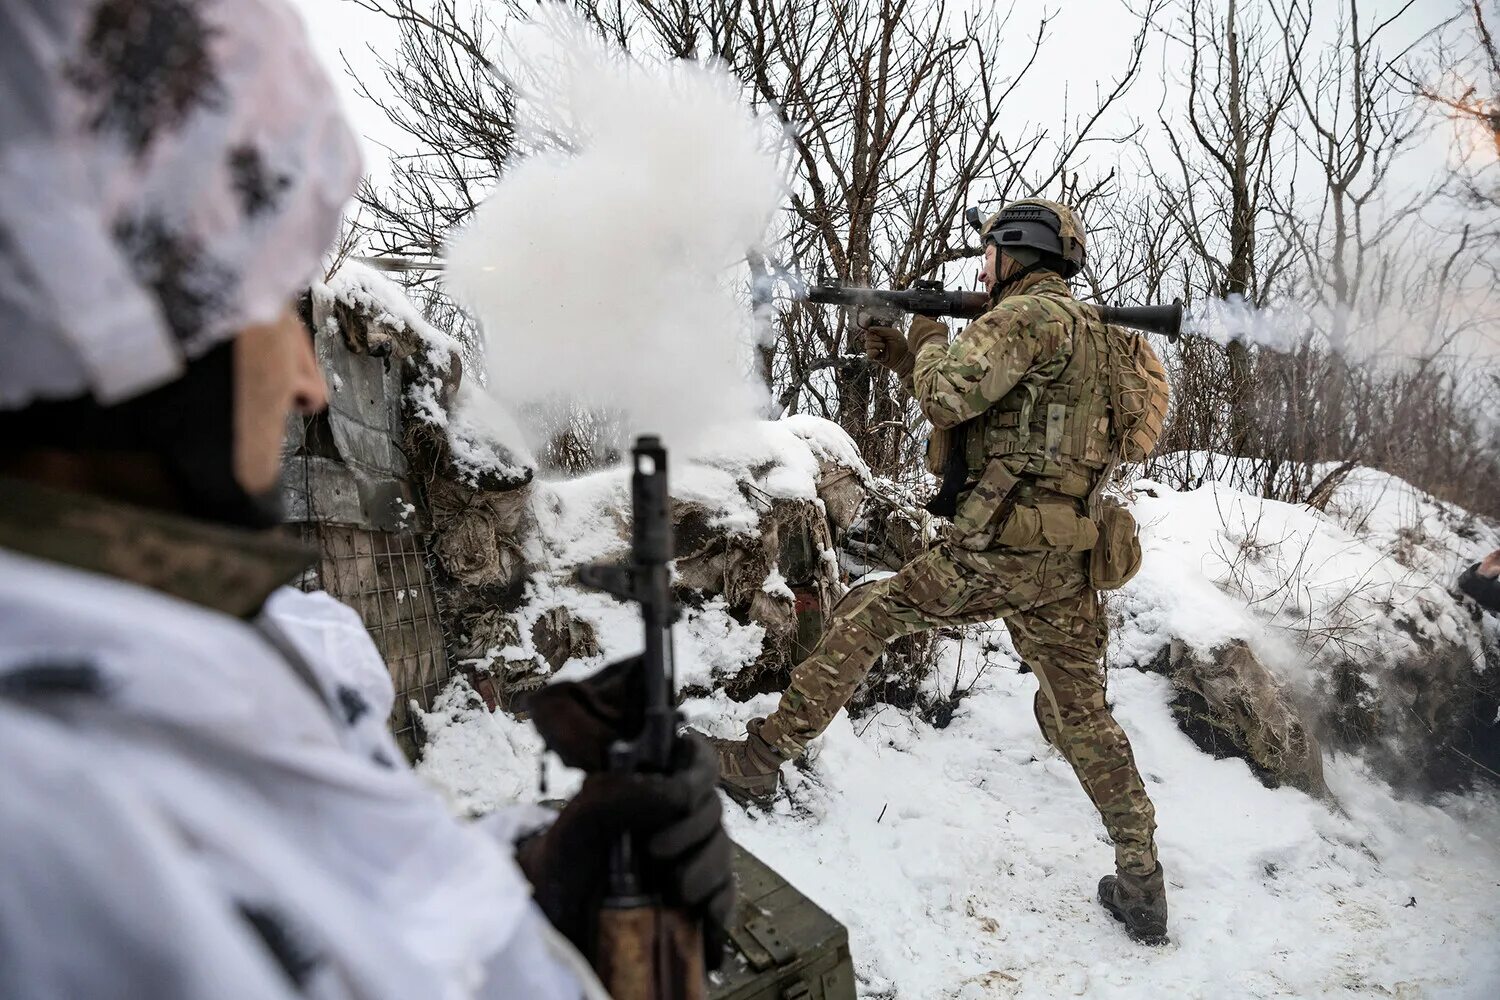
[808,279,1184,342]
[573,436,705,1000]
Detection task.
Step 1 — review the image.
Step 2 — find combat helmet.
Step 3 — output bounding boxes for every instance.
[966,198,1086,279]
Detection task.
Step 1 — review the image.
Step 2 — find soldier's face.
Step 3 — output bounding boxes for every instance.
[981,245,1023,288]
[233,307,329,495]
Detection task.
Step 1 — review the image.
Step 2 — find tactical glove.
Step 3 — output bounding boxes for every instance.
[906,314,949,356]
[864,326,913,376]
[522,661,735,970]
[525,654,645,772]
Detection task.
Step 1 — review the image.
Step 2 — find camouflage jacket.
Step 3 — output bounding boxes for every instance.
[911,272,1114,549]
[0,475,598,998]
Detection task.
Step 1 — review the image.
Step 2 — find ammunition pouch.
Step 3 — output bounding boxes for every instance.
[951,457,1099,554]
[924,426,952,478]
[949,457,1018,548]
[1089,496,1141,591]
[990,498,1098,552]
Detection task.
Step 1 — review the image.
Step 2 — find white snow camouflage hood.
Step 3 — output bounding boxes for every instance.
[0,0,361,410]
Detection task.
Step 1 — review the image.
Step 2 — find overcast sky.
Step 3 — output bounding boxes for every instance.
[286,0,1471,232]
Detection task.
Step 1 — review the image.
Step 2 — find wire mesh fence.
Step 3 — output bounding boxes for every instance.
[298,523,451,758]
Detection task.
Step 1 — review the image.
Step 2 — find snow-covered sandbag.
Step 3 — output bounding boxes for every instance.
[1153,638,1328,796]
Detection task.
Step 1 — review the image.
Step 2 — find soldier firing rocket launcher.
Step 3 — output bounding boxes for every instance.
[807,280,1185,342]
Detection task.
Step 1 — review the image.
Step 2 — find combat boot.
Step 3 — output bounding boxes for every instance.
[708,718,785,808]
[1098,863,1169,945]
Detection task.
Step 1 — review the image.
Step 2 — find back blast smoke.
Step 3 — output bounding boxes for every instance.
[445,10,786,467]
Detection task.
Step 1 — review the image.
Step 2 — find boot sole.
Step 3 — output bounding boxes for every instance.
[717,778,778,810]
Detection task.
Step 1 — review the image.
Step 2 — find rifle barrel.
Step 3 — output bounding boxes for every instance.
[629,437,676,771]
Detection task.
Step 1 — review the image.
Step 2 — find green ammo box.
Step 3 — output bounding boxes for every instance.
[710,842,857,1000]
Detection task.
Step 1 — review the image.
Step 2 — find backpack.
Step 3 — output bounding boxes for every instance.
[1086,326,1169,590]
[1108,329,1170,463]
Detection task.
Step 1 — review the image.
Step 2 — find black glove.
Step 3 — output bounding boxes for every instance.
[520,663,735,969]
[525,655,645,772]
[1459,562,1500,614]
[863,325,912,376]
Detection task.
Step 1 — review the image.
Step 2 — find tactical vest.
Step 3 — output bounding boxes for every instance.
[969,283,1113,496]
[945,278,1127,552]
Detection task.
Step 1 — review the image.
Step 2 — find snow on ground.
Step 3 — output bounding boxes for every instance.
[693,673,1500,1000]
[1119,455,1498,668]
[423,639,1500,998]
[1117,467,1496,674]
[417,438,1500,999]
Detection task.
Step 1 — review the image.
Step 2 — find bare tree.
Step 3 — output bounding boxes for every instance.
[1151,0,1307,461]
[336,0,1498,517]
[323,208,367,282]
[348,0,1154,474]
[700,0,1154,472]
[1274,1,1432,335]
[1407,2,1500,299]
[348,0,515,259]
[1412,2,1500,195]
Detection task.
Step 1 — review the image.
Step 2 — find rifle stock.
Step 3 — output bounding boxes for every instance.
[598,906,705,1000]
[576,436,705,1000]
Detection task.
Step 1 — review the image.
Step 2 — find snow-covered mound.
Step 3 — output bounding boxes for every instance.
[528,419,847,569]
[314,260,535,488]
[317,259,458,356]
[453,419,865,700]
[416,441,1500,998]
[1121,456,1496,671]
[1121,456,1500,789]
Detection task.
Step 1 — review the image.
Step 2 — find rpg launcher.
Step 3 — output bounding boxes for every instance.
[574,436,705,1000]
[1097,301,1185,343]
[807,280,1185,342]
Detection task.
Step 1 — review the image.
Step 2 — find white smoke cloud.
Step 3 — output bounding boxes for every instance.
[444,10,786,461]
[1186,295,1310,354]
[1187,290,1500,369]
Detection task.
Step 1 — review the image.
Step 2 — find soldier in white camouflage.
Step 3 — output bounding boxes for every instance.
[712,198,1170,944]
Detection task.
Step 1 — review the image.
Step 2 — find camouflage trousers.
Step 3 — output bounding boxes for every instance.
[759,540,1159,876]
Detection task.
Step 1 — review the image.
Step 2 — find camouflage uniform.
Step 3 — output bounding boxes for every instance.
[758,230,1160,876]
[0,476,315,620]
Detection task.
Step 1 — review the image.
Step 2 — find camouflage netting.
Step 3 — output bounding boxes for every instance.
[839,477,934,578]
[413,417,877,710]
[311,263,538,705]
[675,493,842,698]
